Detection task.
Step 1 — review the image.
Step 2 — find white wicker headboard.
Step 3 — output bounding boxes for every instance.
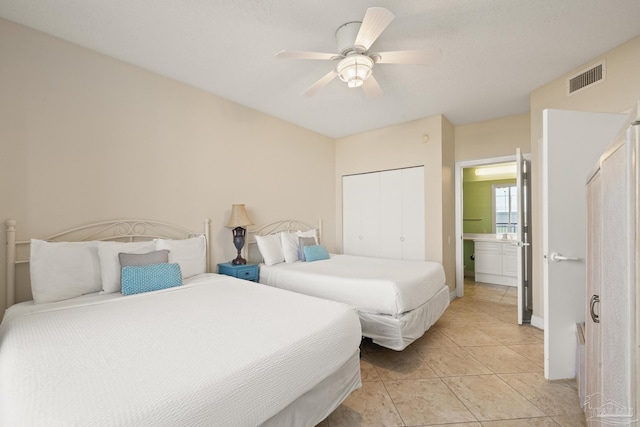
[247,219,323,263]
[5,218,211,307]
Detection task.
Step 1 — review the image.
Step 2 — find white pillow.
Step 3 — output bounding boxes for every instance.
[155,235,206,279]
[255,234,285,265]
[296,229,318,243]
[30,239,102,304]
[98,241,157,294]
[280,231,299,263]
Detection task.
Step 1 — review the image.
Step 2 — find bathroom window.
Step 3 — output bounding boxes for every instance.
[493,184,518,234]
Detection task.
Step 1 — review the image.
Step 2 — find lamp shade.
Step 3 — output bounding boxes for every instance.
[225,204,254,228]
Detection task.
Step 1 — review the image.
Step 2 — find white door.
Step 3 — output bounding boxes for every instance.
[343,173,380,257]
[379,169,403,259]
[342,173,363,255]
[475,242,502,275]
[379,167,425,260]
[344,167,425,260]
[515,149,532,324]
[400,166,425,260]
[502,243,518,277]
[542,109,628,379]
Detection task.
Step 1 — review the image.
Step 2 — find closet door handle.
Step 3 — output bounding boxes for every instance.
[590,295,600,323]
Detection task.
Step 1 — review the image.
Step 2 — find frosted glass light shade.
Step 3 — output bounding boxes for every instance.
[337,54,374,88]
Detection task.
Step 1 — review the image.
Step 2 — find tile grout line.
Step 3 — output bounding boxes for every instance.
[378,378,407,427]
[434,283,551,423]
[438,374,482,425]
[325,281,583,427]
[442,373,551,423]
[490,372,550,418]
[458,288,560,420]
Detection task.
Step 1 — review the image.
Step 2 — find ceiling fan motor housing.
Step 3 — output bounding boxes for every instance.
[335,21,363,54]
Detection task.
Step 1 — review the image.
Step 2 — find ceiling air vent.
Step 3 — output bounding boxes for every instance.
[566,60,606,96]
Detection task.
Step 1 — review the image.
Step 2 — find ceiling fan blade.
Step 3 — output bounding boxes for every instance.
[303,70,338,97]
[362,75,383,99]
[374,49,442,65]
[354,7,395,51]
[276,50,340,61]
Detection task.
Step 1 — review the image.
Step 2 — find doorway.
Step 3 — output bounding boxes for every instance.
[454,154,532,324]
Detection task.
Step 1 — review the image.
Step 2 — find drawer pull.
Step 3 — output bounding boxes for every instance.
[590,295,600,323]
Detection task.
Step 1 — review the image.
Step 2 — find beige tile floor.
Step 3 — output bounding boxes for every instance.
[317,280,586,427]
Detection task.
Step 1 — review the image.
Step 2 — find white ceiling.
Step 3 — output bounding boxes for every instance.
[2,0,639,138]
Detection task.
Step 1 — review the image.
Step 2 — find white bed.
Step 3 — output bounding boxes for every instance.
[1,219,362,426]
[250,220,450,351]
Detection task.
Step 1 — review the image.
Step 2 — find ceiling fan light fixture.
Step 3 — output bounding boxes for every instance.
[337,54,373,88]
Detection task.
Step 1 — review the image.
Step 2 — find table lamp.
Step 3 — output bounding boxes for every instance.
[225,204,254,265]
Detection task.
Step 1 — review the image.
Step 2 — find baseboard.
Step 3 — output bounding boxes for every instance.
[474,272,517,287]
[449,289,457,301]
[530,315,544,330]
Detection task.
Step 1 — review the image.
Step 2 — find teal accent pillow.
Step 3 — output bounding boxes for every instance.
[303,245,330,262]
[121,263,182,296]
[298,237,317,261]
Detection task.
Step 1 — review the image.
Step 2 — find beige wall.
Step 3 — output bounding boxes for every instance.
[0,19,337,308]
[335,115,456,291]
[9,14,634,317]
[441,117,456,290]
[529,35,640,319]
[453,114,529,303]
[455,114,531,161]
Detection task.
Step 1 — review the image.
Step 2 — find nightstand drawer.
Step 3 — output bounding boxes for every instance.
[217,262,259,282]
[236,267,258,281]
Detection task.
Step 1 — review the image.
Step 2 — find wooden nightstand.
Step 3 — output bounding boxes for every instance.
[217,262,259,282]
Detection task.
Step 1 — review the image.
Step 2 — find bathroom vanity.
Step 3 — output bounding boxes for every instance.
[464,234,517,287]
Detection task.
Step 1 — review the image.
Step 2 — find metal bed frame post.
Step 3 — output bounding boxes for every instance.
[6,219,16,307]
[204,218,211,273]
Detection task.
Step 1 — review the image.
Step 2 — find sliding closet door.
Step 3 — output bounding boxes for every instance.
[343,167,424,260]
[400,166,425,260]
[379,169,403,259]
[343,172,380,257]
[379,166,425,260]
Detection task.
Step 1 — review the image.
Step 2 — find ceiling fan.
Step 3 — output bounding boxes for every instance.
[276,7,442,98]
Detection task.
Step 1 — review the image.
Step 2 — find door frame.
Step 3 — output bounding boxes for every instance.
[454,155,516,297]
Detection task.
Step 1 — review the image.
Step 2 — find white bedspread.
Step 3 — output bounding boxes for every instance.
[0,273,361,426]
[259,254,446,317]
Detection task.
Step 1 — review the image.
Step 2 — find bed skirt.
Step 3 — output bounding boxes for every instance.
[359,285,450,351]
[261,349,361,426]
